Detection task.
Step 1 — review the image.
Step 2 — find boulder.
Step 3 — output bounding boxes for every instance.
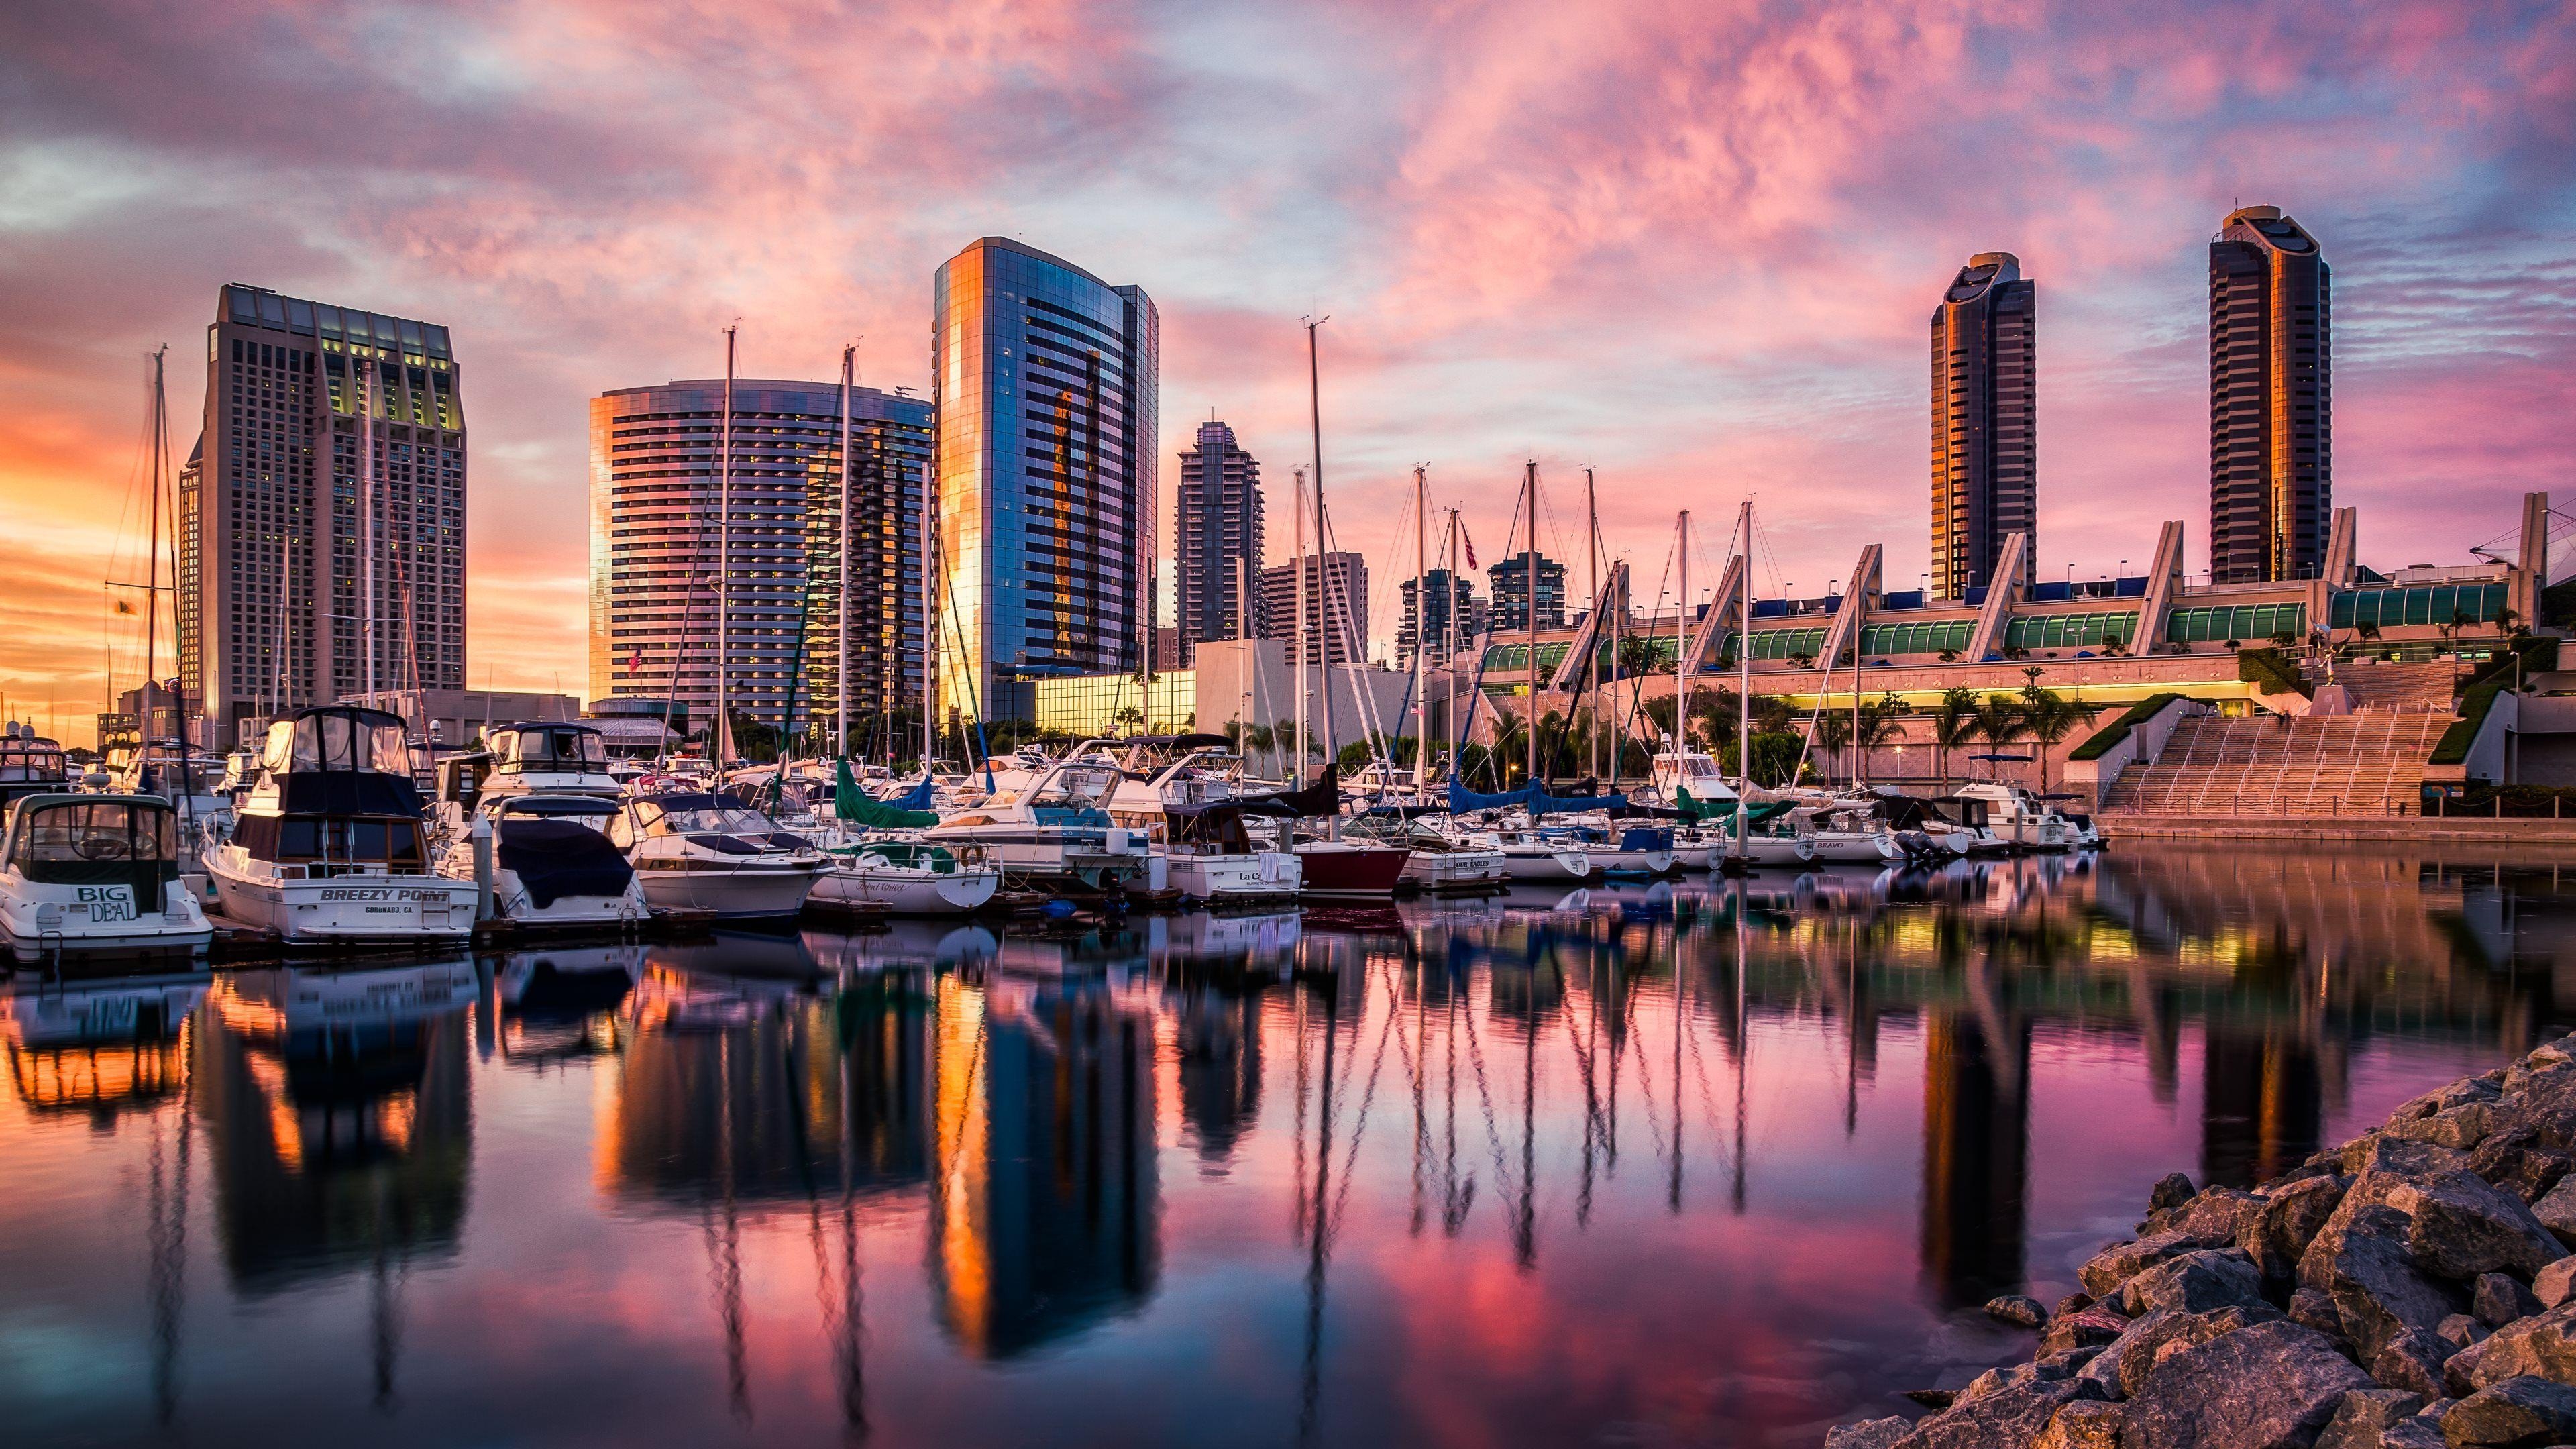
[2386,1173,2566,1279]
[2151,1188,2266,1244]
[2149,1172,2198,1213]
[2121,1250,2269,1318]
[2467,1127,2575,1205]
[1987,1294,2049,1329]
[2383,1421,2447,1449]
[2449,1336,2495,1397]
[1902,1389,1954,1409]
[2291,1286,2348,1336]
[2313,1389,2426,1449]
[2243,1176,2353,1283]
[2394,1099,2502,1153]
[2528,1177,2576,1248]
[2056,1291,2099,1320]
[2475,1273,2544,1328]
[1825,1419,1912,1449]
[2083,1230,2231,1300]
[1891,1375,2102,1449]
[2341,1134,2475,1181]
[2041,1304,2131,1357]
[2439,1374,2576,1446]
[2302,1203,2468,1361]
[2371,1326,2455,1398]
[2470,1301,2576,1389]
[2534,1257,2576,1309]
[2498,1069,2576,1154]
[2033,1399,2125,1449]
[2442,1313,2494,1350]
[2116,1320,2374,1449]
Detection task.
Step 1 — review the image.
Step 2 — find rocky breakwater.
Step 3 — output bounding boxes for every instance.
[1831,1033,2576,1449]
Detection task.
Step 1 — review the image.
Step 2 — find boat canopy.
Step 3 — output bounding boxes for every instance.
[488,722,609,770]
[254,707,423,815]
[1446,777,1633,818]
[6,795,180,905]
[836,759,937,828]
[1232,765,1343,819]
[495,817,634,907]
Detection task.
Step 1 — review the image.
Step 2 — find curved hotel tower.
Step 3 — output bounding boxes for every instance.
[586,378,931,733]
[932,239,1157,722]
[2209,205,2330,584]
[1929,252,2037,601]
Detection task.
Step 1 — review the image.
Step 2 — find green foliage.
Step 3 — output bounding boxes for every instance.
[2068,693,2188,762]
[2237,647,2312,699]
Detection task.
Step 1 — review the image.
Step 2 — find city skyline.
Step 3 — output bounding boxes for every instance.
[3,1,2572,729]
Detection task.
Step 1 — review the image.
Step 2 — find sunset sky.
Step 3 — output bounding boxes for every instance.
[2,0,2571,733]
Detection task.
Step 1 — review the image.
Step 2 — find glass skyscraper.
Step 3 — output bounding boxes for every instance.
[1174,419,1263,665]
[2210,205,2330,584]
[1930,252,2037,600]
[932,239,1158,722]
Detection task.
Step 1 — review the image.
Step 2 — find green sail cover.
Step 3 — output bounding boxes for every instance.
[1675,786,1792,826]
[836,759,938,828]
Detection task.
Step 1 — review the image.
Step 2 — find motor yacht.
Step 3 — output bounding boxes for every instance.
[1788,803,1902,865]
[478,721,623,801]
[113,739,233,836]
[1950,782,2078,851]
[1472,820,1595,882]
[200,706,476,943]
[608,791,826,922]
[810,839,1002,916]
[918,759,1151,895]
[0,793,213,961]
[1161,802,1303,906]
[1350,815,1505,893]
[438,793,649,929]
[0,725,72,813]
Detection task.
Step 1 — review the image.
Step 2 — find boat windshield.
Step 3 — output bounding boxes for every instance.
[1000,767,1118,810]
[496,727,608,771]
[266,712,409,775]
[0,745,68,782]
[11,800,175,867]
[648,804,776,837]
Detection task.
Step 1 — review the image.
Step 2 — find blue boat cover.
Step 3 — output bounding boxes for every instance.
[1444,779,1631,817]
[496,818,635,907]
[884,774,938,812]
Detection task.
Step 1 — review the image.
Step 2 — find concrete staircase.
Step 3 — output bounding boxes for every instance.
[2102,711,2452,816]
[2310,660,2458,713]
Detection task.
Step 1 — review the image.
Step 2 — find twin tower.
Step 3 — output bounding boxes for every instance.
[1931,205,2330,598]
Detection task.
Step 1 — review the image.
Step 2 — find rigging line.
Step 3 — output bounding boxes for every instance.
[1453,979,1522,1200]
[1322,962,1409,1248]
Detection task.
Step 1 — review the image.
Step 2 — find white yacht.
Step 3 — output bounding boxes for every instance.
[608,791,826,922]
[1473,820,1595,882]
[1791,802,1903,865]
[810,839,1002,916]
[1951,782,2078,851]
[0,726,72,813]
[478,721,623,801]
[0,794,213,961]
[1161,802,1304,906]
[920,759,1152,894]
[200,707,475,943]
[1644,748,1739,811]
[114,739,233,836]
[437,793,649,929]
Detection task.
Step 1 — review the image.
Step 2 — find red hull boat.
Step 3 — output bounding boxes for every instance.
[1292,840,1411,898]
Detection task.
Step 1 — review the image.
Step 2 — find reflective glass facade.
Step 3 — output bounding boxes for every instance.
[1931,254,2037,600]
[2163,602,2306,646]
[587,380,931,732]
[1860,619,1976,657]
[933,239,1157,722]
[2002,611,2138,651]
[2210,207,2330,584]
[1174,421,1261,663]
[2330,582,2508,632]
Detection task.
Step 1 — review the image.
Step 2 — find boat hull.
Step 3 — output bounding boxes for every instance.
[1293,843,1411,898]
[1741,836,1817,867]
[1169,852,1303,906]
[810,864,1000,916]
[204,849,476,943]
[1499,848,1592,881]
[631,862,821,921]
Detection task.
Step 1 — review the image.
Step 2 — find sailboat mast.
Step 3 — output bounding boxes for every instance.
[144,347,164,747]
[1523,461,1538,786]
[1445,507,1462,785]
[1293,466,1307,788]
[921,459,935,771]
[837,343,853,762]
[1305,316,1333,811]
[1585,468,1599,782]
[717,324,735,766]
[1677,509,1690,763]
[1737,500,1752,856]
[1412,464,1428,794]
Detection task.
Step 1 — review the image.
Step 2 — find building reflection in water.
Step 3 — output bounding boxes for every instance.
[2202,1028,2324,1188]
[1919,1003,2030,1309]
[930,973,1161,1358]
[191,960,478,1407]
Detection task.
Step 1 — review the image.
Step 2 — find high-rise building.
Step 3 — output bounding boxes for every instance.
[1259,553,1368,665]
[2210,205,2330,584]
[932,239,1158,722]
[1397,568,1477,665]
[180,284,466,737]
[1929,252,2037,600]
[1485,551,1568,633]
[1173,420,1263,663]
[586,378,932,737]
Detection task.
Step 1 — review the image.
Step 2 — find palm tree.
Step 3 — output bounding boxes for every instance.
[1242,721,1276,772]
[2021,690,2102,794]
[1112,704,1145,735]
[1273,718,1300,768]
[1930,686,1980,794]
[1854,692,1910,786]
[1974,694,2031,782]
[1811,709,1854,787]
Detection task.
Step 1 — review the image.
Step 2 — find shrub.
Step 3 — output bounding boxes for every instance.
[2069,693,2189,762]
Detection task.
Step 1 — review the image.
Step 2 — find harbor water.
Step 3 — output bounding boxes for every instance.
[5,842,2575,1447]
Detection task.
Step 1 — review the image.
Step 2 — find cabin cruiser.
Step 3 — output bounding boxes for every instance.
[1471,820,1595,882]
[1642,747,1739,811]
[0,794,213,961]
[1160,802,1303,906]
[920,759,1150,895]
[199,706,474,942]
[437,793,649,928]
[114,739,233,834]
[1786,802,1902,865]
[478,721,622,801]
[608,791,826,922]
[0,726,70,812]
[810,839,1002,916]
[1547,818,1680,877]
[1949,782,2078,851]
[1349,815,1505,893]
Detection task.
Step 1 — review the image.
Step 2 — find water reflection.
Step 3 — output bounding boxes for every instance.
[8,844,2576,1446]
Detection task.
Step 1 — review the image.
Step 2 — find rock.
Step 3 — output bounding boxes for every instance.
[2387,1173,2567,1279]
[2152,1187,2267,1243]
[2149,1172,2198,1213]
[2121,1249,2269,1318]
[2313,1388,2427,1449]
[2528,1177,2576,1248]
[2468,1127,2576,1205]
[2443,1313,2495,1350]
[2292,1285,2348,1335]
[2033,1399,2124,1449]
[2341,1134,2475,1181]
[2302,1203,2468,1362]
[2383,1421,2447,1449]
[2118,1320,2374,1448]
[2470,1301,2576,1389]
[2394,1099,2503,1152]
[2534,1258,2576,1309]
[2244,1176,2353,1282]
[2040,1346,2105,1378]
[2372,1326,2456,1398]
[2086,1304,2283,1401]
[1986,1293,2049,1328]
[2082,1230,2227,1301]
[2043,1303,2131,1357]
[2449,1336,2495,1397]
[2440,1374,2576,1446]
[1902,1388,1954,1408]
[2499,1069,2576,1155]
[1890,1375,2101,1448]
[1825,1419,1912,1449]
[2055,1291,2098,1320]
[2475,1273,2544,1328]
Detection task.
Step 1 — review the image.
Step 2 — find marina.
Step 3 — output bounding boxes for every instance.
[3,842,2572,1446]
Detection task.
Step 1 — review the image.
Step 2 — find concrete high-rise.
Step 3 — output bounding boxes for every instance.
[586,379,932,736]
[1930,252,2037,600]
[179,284,466,739]
[1399,569,1476,665]
[1260,553,1368,666]
[1486,551,1568,633]
[1173,420,1263,664]
[2209,205,2330,584]
[932,239,1157,722]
